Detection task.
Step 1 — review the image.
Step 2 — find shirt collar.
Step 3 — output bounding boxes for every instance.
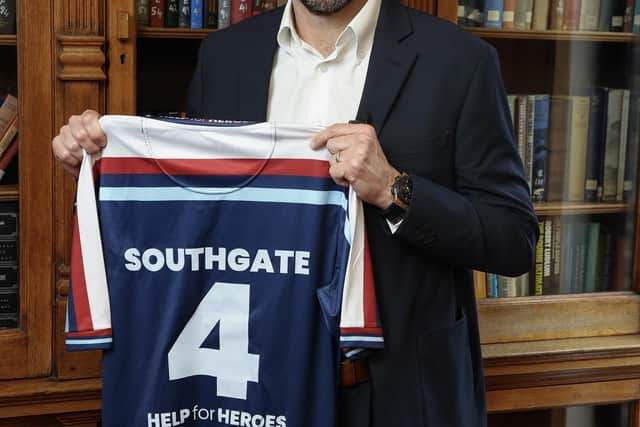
[276,0,381,59]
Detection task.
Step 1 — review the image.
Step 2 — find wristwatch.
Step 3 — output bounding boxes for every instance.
[381,173,412,224]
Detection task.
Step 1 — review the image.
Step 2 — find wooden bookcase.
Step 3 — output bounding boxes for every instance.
[0,0,639,426]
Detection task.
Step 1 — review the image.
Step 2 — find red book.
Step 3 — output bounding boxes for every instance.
[562,0,582,29]
[149,0,165,27]
[0,136,18,182]
[231,0,253,24]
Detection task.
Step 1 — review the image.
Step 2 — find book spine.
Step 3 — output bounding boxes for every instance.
[206,0,218,28]
[623,91,639,199]
[166,0,180,27]
[514,0,534,28]
[584,222,600,293]
[623,0,634,30]
[567,96,590,201]
[633,0,640,31]
[532,95,550,202]
[231,0,253,24]
[191,0,203,28]
[0,94,18,138]
[598,0,614,29]
[0,116,17,159]
[149,0,165,27]
[486,273,499,298]
[533,0,551,28]
[542,217,554,294]
[483,0,504,27]
[547,96,572,201]
[573,221,588,293]
[610,0,625,30]
[136,0,150,26]
[550,0,565,29]
[525,96,535,193]
[179,0,191,28]
[584,88,606,201]
[616,90,630,201]
[503,0,517,27]
[551,217,562,294]
[602,89,623,201]
[578,0,601,29]
[218,0,231,28]
[516,95,528,186]
[0,0,16,34]
[534,219,544,296]
[562,0,582,29]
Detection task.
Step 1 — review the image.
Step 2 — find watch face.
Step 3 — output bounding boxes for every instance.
[393,174,412,206]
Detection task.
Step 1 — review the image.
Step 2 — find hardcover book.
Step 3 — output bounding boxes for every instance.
[166,0,179,27]
[179,0,191,28]
[483,0,504,27]
[584,88,607,201]
[149,0,165,27]
[231,0,254,24]
[136,0,150,26]
[191,0,203,29]
[0,0,16,34]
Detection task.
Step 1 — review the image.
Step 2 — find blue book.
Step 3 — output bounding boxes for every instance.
[486,273,499,298]
[531,95,550,202]
[634,0,640,31]
[584,88,607,202]
[191,0,203,29]
[483,0,504,27]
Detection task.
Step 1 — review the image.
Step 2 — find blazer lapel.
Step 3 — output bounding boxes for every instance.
[238,9,284,121]
[357,0,417,134]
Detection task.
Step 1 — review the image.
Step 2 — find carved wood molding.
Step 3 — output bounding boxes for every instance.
[56,35,106,81]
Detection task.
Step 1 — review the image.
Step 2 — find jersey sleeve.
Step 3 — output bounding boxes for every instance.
[65,151,113,351]
[338,187,384,357]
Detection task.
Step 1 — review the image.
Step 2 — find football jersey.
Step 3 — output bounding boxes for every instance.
[66,115,383,427]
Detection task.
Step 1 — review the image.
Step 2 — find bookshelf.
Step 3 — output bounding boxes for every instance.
[0,35,16,46]
[464,28,638,42]
[137,26,216,38]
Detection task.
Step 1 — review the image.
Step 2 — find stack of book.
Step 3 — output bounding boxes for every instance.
[459,0,640,32]
[505,89,638,204]
[136,0,286,30]
[486,216,631,297]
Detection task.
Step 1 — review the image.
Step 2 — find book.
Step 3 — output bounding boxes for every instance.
[191,0,203,28]
[486,273,499,298]
[149,0,165,27]
[584,88,607,201]
[0,0,16,34]
[633,0,640,31]
[623,0,634,30]
[166,0,180,27]
[602,89,623,201]
[547,96,572,201]
[525,96,535,193]
[623,91,639,200]
[514,0,534,28]
[562,0,582,29]
[179,0,191,28]
[0,95,17,141]
[578,0,601,29]
[231,0,253,24]
[598,0,614,29]
[616,90,630,201]
[566,95,590,201]
[218,0,231,28]
[515,95,529,186]
[533,0,551,28]
[0,116,17,160]
[610,0,626,30]
[542,217,555,294]
[531,95,550,202]
[504,0,517,27]
[584,222,600,293]
[136,0,150,26]
[0,135,17,182]
[550,0,566,28]
[483,0,504,27]
[534,219,545,296]
[205,0,218,28]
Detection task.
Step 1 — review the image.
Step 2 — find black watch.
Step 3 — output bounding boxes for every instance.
[381,173,412,224]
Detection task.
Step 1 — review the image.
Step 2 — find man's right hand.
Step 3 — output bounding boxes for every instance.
[51,110,106,177]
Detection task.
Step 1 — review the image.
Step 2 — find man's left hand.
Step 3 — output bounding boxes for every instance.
[311,123,399,209]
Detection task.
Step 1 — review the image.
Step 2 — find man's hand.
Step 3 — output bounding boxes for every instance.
[310,123,399,209]
[51,110,106,177]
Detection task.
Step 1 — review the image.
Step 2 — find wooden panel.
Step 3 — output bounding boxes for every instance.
[487,379,640,413]
[0,411,100,426]
[478,293,640,343]
[436,0,457,22]
[106,0,136,114]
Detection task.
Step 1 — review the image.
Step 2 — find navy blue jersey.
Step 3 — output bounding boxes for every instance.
[66,116,383,427]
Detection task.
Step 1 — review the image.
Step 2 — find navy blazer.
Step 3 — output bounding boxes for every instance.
[186,1,539,426]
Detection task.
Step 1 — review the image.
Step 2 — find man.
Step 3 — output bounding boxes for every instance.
[51,0,539,424]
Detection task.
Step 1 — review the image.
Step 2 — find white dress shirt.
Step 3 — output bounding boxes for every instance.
[266,0,402,232]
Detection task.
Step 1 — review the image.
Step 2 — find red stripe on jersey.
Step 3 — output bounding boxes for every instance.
[66,328,112,338]
[362,226,379,329]
[71,214,94,332]
[97,158,331,178]
[340,327,384,335]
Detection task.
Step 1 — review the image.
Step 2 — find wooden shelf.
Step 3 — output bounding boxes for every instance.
[137,27,216,39]
[533,201,631,215]
[0,35,17,46]
[465,27,637,42]
[0,185,18,201]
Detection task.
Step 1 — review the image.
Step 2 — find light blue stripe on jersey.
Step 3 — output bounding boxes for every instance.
[66,337,113,345]
[99,187,348,209]
[340,336,385,343]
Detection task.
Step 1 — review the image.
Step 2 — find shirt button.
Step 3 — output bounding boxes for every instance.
[319,63,328,73]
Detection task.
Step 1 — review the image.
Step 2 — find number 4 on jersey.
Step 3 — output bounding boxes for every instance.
[168,282,260,400]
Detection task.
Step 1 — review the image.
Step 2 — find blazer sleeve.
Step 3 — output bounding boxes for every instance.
[395,46,539,277]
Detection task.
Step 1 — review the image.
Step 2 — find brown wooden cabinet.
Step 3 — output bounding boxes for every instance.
[1,0,640,426]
